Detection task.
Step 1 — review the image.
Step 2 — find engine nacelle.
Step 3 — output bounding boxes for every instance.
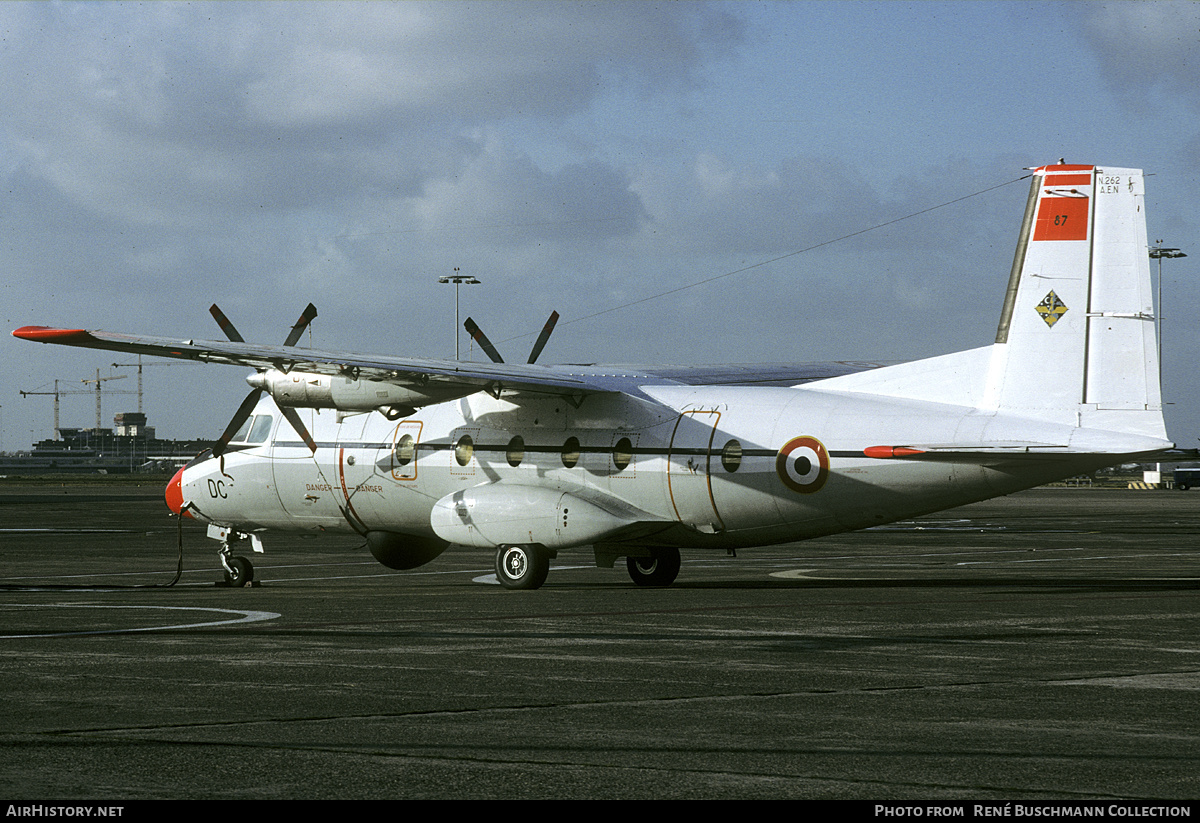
[249,369,473,412]
[365,531,449,570]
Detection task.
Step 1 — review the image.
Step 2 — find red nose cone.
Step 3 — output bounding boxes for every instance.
[165,466,188,516]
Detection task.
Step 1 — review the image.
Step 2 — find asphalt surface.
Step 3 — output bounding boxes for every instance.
[1,484,1199,800]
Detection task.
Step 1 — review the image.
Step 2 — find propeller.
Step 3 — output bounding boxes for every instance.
[461,311,560,366]
[464,317,504,364]
[210,303,319,458]
[526,310,559,365]
[283,303,319,347]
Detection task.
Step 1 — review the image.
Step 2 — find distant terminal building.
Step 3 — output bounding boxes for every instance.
[0,412,209,475]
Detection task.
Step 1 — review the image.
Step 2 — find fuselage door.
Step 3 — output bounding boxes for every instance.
[271,408,343,525]
[667,409,725,533]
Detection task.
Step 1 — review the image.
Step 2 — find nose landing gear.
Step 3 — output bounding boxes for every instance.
[210,525,264,588]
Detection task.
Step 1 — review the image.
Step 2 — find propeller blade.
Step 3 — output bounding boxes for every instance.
[527,311,559,364]
[213,388,263,457]
[463,317,504,364]
[209,304,245,343]
[278,406,318,455]
[283,303,318,347]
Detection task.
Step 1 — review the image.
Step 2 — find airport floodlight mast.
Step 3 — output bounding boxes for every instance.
[437,267,481,360]
[1149,242,1187,388]
[1149,242,1186,483]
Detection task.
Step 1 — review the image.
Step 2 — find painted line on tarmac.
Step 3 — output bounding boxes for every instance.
[0,604,281,638]
[768,569,824,580]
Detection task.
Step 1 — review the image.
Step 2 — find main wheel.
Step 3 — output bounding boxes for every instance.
[626,547,681,587]
[224,556,254,588]
[495,544,550,590]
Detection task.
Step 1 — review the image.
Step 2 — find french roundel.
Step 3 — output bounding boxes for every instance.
[776,436,830,494]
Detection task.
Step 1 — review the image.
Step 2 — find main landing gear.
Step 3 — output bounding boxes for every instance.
[495,544,552,590]
[493,544,683,589]
[626,547,681,587]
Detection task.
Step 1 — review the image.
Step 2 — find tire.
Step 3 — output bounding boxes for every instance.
[224,556,254,588]
[1178,483,1190,491]
[626,547,681,587]
[495,544,550,590]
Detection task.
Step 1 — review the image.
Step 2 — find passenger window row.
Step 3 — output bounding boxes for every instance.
[396,433,743,472]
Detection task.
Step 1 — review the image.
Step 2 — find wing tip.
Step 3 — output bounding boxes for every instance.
[12,326,92,343]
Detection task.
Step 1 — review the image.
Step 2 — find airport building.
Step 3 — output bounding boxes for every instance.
[0,411,208,475]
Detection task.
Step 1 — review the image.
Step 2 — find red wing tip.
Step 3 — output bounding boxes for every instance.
[12,326,91,342]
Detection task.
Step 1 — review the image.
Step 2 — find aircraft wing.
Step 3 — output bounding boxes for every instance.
[13,325,891,396]
[12,326,603,397]
[622,361,895,386]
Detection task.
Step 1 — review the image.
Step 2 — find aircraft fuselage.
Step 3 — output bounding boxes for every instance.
[174,381,1112,561]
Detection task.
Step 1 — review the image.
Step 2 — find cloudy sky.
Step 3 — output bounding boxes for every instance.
[2,1,1198,451]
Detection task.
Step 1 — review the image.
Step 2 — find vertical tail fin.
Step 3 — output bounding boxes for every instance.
[985,164,1165,439]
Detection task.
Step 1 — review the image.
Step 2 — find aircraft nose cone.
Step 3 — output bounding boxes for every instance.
[165,466,188,517]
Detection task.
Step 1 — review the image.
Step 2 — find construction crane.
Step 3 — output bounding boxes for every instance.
[21,371,139,439]
[19,380,91,440]
[111,357,144,414]
[111,355,196,415]
[80,369,136,429]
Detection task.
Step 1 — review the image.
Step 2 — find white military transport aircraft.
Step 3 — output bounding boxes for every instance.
[14,164,1173,589]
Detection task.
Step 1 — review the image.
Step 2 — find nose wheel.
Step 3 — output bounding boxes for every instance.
[222,554,255,588]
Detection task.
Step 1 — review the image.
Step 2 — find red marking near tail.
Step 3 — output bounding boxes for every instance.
[1043,174,1093,187]
[1034,164,1094,173]
[1032,196,1089,242]
[863,446,926,458]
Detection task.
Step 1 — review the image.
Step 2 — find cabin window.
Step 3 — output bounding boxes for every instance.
[721,439,742,473]
[394,433,415,466]
[506,435,525,467]
[454,435,474,467]
[561,436,581,469]
[247,415,273,444]
[612,437,633,471]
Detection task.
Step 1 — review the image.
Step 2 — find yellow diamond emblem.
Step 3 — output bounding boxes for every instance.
[1035,291,1068,328]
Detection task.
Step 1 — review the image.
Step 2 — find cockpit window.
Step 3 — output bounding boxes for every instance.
[247,414,273,444]
[230,416,254,443]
